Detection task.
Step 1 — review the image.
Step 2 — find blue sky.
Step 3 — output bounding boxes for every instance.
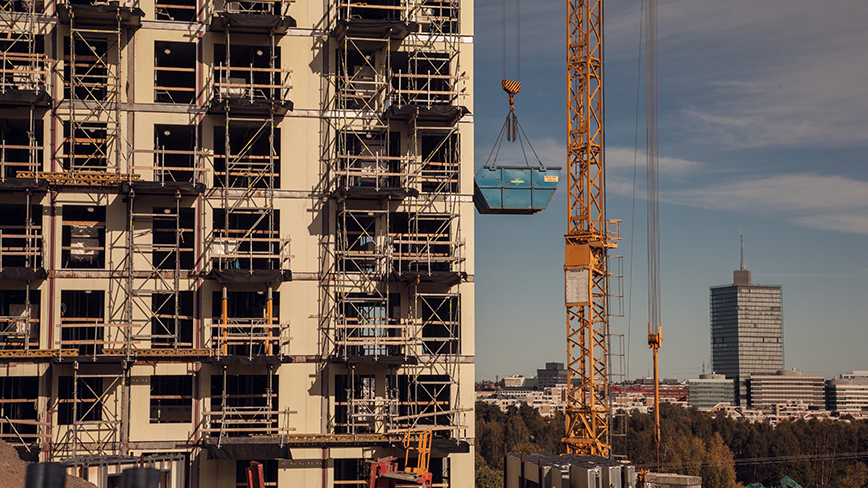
[473,0,868,381]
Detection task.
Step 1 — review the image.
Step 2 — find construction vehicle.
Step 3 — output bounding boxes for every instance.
[368,429,433,488]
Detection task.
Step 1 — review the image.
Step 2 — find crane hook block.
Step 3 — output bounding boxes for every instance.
[502,79,521,111]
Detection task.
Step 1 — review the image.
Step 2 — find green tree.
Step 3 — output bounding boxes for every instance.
[475,452,503,488]
[703,432,737,488]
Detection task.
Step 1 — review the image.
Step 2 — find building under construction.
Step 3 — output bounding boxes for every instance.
[0,0,474,484]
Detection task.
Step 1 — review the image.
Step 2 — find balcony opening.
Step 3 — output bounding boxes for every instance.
[61,205,105,269]
[0,119,43,178]
[213,44,286,104]
[211,209,281,271]
[155,0,196,22]
[154,42,196,104]
[152,207,195,270]
[63,121,109,172]
[58,375,102,424]
[390,213,454,273]
[334,374,376,434]
[209,373,278,436]
[0,35,46,95]
[211,291,280,356]
[419,133,458,193]
[64,37,109,101]
[0,377,38,442]
[234,460,277,488]
[151,291,193,348]
[337,293,402,358]
[213,125,280,189]
[60,289,104,355]
[153,124,197,183]
[337,0,400,21]
[337,130,402,189]
[0,203,42,268]
[150,375,193,423]
[420,294,459,355]
[0,290,40,350]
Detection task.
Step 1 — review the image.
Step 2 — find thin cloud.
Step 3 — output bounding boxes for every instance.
[665,173,868,235]
[606,147,703,175]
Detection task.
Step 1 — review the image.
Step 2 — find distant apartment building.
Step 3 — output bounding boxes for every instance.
[537,362,568,388]
[688,374,734,410]
[827,371,868,412]
[747,369,825,410]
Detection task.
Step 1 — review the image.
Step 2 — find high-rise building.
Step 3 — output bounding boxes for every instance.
[0,0,474,484]
[710,265,783,380]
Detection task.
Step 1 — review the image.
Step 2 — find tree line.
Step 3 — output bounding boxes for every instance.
[476,401,868,488]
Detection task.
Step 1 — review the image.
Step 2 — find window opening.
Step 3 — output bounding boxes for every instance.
[211,290,280,357]
[153,124,198,183]
[211,209,282,271]
[154,42,196,104]
[151,291,193,348]
[0,289,40,350]
[61,205,105,269]
[154,0,196,22]
[150,375,193,423]
[0,119,43,179]
[60,289,104,355]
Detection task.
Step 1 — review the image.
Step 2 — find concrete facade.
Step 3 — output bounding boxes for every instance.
[0,0,475,485]
[827,372,868,412]
[747,370,824,410]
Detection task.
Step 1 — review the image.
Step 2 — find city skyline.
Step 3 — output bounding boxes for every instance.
[473,0,868,381]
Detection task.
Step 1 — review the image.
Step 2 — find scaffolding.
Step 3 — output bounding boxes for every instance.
[325,0,467,444]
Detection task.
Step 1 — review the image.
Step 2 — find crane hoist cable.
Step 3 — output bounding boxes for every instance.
[484,0,543,169]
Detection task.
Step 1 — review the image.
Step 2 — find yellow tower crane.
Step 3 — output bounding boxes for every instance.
[562,0,620,456]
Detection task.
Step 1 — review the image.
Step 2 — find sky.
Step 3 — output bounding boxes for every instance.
[472,0,868,381]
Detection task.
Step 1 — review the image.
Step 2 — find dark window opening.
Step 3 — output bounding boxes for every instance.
[64,37,109,101]
[154,124,197,183]
[0,119,44,178]
[150,375,193,423]
[390,374,452,430]
[420,294,459,355]
[0,203,43,269]
[213,125,281,189]
[334,459,369,484]
[337,293,401,357]
[154,42,196,104]
[336,49,383,110]
[210,374,278,437]
[155,0,197,22]
[151,291,194,348]
[391,52,455,106]
[419,133,458,193]
[213,44,286,103]
[58,375,102,424]
[0,377,38,439]
[390,213,454,272]
[336,130,402,189]
[336,211,378,273]
[61,205,105,269]
[234,460,277,488]
[0,289,40,350]
[152,207,195,270]
[60,289,104,355]
[334,374,376,434]
[63,121,109,172]
[210,291,280,356]
[211,209,281,271]
[0,35,46,93]
[336,0,400,21]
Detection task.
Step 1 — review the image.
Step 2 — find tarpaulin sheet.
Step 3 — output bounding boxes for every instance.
[59,3,145,25]
[0,178,49,191]
[0,268,46,281]
[120,181,206,195]
[333,19,417,41]
[331,186,419,201]
[205,440,291,460]
[208,356,288,366]
[334,354,418,365]
[208,269,290,284]
[386,104,469,125]
[210,12,296,32]
[0,90,50,107]
[390,271,464,285]
[208,97,293,116]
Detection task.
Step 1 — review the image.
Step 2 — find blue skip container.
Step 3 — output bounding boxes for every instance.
[473,165,561,214]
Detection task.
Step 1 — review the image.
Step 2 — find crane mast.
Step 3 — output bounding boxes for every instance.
[563,0,618,456]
